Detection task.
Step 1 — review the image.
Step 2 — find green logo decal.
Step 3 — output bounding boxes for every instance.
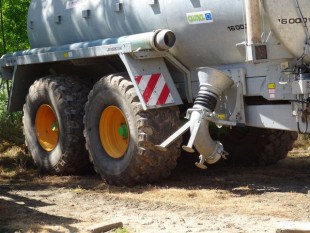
[186,11,213,25]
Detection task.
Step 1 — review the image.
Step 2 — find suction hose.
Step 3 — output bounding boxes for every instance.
[189,68,234,167]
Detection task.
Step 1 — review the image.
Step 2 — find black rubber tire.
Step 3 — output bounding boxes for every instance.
[23,76,91,174]
[217,127,298,165]
[84,74,181,185]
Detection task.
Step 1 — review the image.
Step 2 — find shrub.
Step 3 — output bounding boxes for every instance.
[0,80,23,145]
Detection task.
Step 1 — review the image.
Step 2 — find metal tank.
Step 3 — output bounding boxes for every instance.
[263,0,310,63]
[27,0,310,68]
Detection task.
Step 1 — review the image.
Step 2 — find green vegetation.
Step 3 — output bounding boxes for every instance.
[0,0,30,142]
[0,0,31,55]
[0,81,23,144]
[115,227,130,233]
[0,0,33,184]
[0,0,38,182]
[0,81,31,183]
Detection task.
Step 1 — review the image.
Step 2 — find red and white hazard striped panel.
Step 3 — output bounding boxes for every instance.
[135,73,174,107]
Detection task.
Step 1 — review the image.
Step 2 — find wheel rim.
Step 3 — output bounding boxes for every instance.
[99,106,129,159]
[35,104,59,152]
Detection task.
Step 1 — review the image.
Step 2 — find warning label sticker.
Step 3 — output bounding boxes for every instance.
[268,83,276,99]
[268,83,276,89]
[186,11,213,25]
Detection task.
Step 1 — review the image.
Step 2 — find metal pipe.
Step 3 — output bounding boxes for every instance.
[153,30,176,51]
[120,29,176,51]
[245,0,262,44]
[2,30,176,59]
[189,111,225,165]
[189,68,234,166]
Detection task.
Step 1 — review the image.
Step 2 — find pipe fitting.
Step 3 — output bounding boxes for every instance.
[153,29,176,51]
[196,67,234,96]
[189,67,234,167]
[156,67,234,169]
[189,111,226,165]
[193,84,218,111]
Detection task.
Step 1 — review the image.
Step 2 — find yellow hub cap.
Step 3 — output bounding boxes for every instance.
[35,104,59,152]
[99,106,129,159]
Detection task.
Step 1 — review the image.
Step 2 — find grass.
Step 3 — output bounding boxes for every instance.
[293,134,310,150]
[0,146,37,182]
[74,185,85,194]
[115,227,130,233]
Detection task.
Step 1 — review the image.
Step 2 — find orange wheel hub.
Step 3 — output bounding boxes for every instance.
[99,106,129,159]
[35,104,59,152]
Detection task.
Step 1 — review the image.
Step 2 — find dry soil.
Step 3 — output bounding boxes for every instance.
[0,149,310,233]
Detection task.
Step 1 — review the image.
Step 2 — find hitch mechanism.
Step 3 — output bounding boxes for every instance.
[156,67,234,169]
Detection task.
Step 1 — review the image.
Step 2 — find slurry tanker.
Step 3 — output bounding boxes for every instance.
[0,0,309,184]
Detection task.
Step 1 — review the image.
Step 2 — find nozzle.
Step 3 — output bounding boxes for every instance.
[187,68,233,168]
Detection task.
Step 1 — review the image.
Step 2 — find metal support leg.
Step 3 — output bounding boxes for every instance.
[156,120,191,151]
[182,120,201,153]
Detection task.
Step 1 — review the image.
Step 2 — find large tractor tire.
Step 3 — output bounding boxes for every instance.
[84,74,181,185]
[217,127,298,165]
[23,76,91,174]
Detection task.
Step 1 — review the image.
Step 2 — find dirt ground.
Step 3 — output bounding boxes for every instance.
[0,148,310,233]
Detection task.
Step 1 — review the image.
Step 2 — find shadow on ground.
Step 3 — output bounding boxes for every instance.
[100,154,309,196]
[1,152,310,199]
[0,188,78,232]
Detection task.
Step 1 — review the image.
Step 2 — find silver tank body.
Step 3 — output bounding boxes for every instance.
[27,0,310,68]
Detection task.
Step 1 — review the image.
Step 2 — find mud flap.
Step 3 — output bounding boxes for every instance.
[119,53,182,110]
